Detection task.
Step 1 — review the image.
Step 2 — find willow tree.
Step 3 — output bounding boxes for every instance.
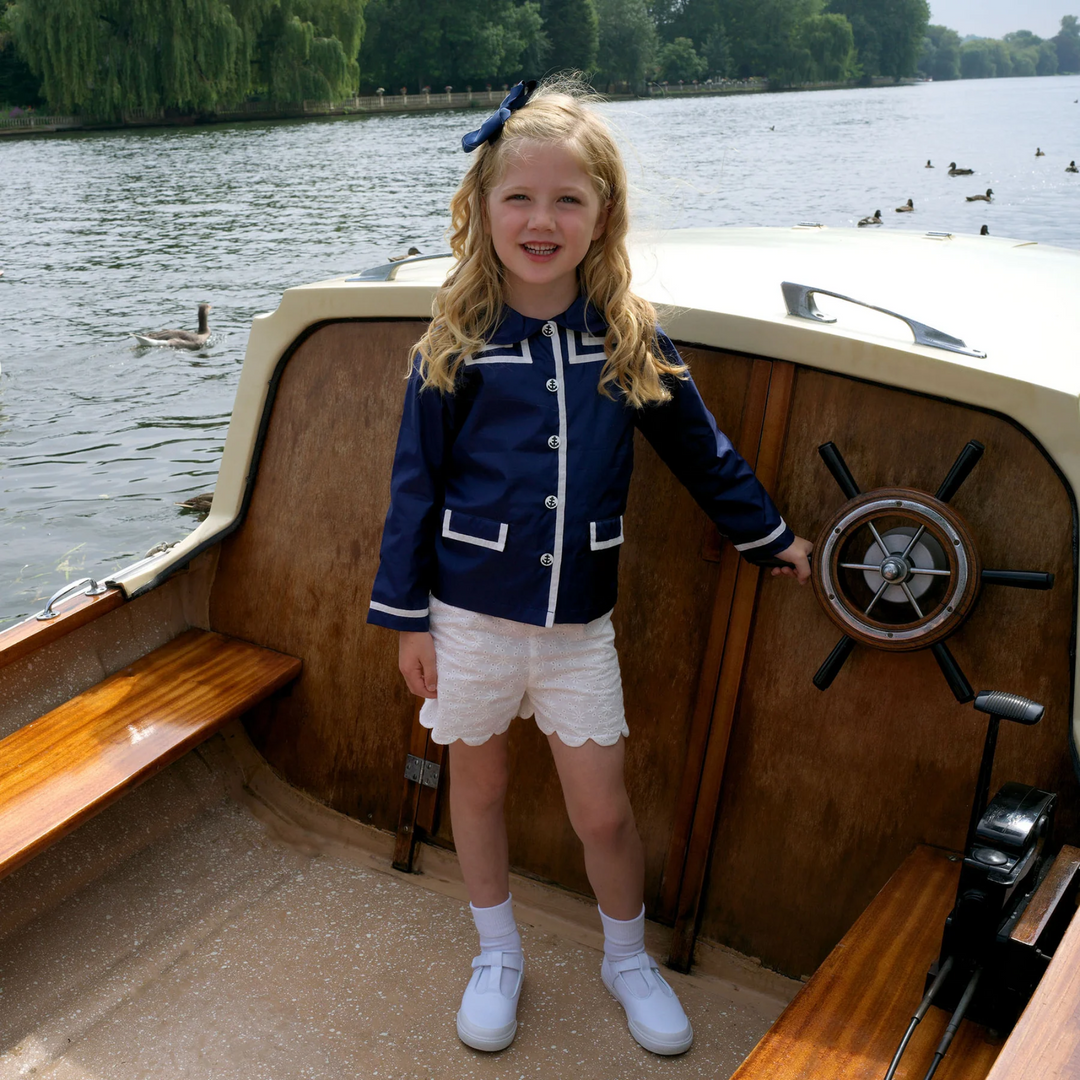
[6,0,246,116]
[256,0,364,102]
[6,0,365,117]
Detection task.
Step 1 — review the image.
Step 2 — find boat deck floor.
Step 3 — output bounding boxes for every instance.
[0,723,793,1079]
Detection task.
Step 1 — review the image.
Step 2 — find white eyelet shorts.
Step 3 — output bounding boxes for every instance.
[418,596,629,747]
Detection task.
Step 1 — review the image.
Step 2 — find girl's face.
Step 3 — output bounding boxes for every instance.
[485,140,610,318]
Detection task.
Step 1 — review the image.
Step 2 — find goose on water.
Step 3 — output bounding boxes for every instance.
[948,162,974,176]
[387,246,422,262]
[980,225,990,235]
[966,188,994,202]
[858,210,883,227]
[1068,161,1079,173]
[895,199,914,212]
[1036,147,1045,156]
[925,160,934,168]
[132,303,212,349]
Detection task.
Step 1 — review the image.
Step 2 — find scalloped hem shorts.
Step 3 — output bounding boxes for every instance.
[418,596,628,747]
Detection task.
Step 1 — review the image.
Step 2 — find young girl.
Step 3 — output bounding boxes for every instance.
[368,77,812,1057]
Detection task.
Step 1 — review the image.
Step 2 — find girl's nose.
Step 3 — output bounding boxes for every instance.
[528,204,556,230]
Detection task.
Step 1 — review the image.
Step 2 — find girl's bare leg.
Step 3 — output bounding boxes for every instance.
[547,734,644,920]
[449,730,513,908]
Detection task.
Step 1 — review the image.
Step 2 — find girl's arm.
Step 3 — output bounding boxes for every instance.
[368,361,450,632]
[636,332,810,580]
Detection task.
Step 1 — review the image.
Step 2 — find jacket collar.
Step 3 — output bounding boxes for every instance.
[487,295,607,345]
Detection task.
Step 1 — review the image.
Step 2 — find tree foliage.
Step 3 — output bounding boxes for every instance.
[795,13,855,82]
[657,36,705,82]
[595,0,656,90]
[1055,14,1080,73]
[6,0,364,116]
[722,0,822,80]
[360,0,544,92]
[542,0,599,72]
[825,0,928,79]
[917,23,960,80]
[0,1,42,104]
[949,26,1068,82]
[7,0,1069,115]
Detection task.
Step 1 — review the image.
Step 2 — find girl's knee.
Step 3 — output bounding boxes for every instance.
[570,797,637,849]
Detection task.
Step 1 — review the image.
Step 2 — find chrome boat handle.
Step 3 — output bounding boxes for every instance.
[781,282,986,359]
[346,252,453,282]
[36,577,110,620]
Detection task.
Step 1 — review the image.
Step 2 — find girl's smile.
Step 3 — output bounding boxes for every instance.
[485,141,610,317]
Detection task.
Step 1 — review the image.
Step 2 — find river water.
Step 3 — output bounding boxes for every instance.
[1,75,1078,626]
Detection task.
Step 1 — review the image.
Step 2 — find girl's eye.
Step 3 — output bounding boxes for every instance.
[559,196,580,204]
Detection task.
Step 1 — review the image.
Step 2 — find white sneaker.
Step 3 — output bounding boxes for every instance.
[602,953,693,1056]
[456,950,523,1052]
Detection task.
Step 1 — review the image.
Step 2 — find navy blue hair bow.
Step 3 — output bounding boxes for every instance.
[461,80,538,153]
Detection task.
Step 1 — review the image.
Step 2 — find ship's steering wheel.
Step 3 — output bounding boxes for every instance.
[809,441,1054,701]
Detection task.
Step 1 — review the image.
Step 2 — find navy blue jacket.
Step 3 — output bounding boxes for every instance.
[367,298,793,632]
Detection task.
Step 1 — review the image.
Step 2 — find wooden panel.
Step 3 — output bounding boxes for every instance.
[658,358,773,921]
[431,346,760,902]
[0,589,124,673]
[986,879,1080,1079]
[0,628,301,879]
[668,361,795,969]
[733,846,1002,1080]
[210,321,429,833]
[1010,844,1080,948]
[699,368,1078,977]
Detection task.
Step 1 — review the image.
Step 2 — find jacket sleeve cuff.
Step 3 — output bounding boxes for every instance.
[733,522,796,565]
[367,600,431,632]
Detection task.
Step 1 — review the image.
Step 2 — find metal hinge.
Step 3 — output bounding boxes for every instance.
[405,754,441,789]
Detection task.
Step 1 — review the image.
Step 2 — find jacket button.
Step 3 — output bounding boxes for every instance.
[540,553,554,567]
[545,495,558,509]
[546,378,558,392]
[547,435,560,449]
[542,322,555,337]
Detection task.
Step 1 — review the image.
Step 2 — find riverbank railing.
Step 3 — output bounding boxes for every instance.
[1,76,913,137]
[0,113,79,132]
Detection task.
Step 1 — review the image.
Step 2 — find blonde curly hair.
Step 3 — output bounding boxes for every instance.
[413,76,685,407]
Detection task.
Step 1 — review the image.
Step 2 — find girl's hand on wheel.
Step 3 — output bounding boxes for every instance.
[771,536,814,584]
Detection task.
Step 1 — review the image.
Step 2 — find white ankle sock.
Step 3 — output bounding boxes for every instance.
[600,905,648,993]
[471,895,522,993]
[599,904,646,960]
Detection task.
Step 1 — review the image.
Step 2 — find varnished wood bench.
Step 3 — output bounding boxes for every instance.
[732,846,1002,1080]
[983,847,1080,1080]
[0,627,301,880]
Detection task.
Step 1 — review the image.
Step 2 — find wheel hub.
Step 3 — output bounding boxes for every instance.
[880,556,909,582]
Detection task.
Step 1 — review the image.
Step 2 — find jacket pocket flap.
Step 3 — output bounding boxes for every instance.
[443,509,509,551]
[590,516,624,550]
